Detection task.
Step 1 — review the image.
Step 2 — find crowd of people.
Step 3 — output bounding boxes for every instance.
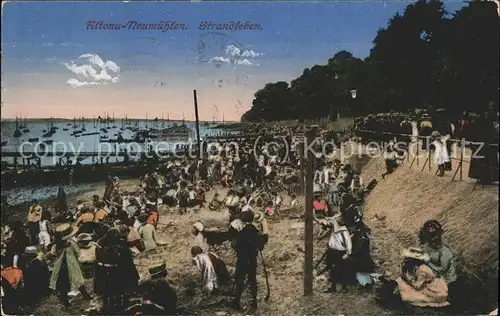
[0,120,497,315]
[355,105,499,183]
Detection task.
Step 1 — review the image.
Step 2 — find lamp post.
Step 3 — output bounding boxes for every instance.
[350,89,357,126]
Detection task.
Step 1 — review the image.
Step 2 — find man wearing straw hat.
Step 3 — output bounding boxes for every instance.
[48,223,91,308]
[135,261,177,315]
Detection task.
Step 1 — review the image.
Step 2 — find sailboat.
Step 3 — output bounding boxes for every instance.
[13,117,22,138]
[81,116,86,131]
[22,118,30,133]
[42,117,56,138]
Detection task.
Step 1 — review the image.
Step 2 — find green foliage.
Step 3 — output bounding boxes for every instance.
[241,0,499,122]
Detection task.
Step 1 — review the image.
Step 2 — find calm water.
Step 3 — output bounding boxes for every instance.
[1,119,235,167]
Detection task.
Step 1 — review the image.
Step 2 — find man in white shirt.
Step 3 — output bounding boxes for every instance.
[325,214,352,293]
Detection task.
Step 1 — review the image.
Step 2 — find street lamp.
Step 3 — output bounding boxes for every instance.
[350,89,357,99]
[350,89,357,126]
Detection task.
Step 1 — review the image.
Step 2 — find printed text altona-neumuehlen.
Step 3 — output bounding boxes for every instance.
[86,21,263,31]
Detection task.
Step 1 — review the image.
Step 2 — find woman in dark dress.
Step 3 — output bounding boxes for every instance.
[351,222,375,290]
[94,228,139,313]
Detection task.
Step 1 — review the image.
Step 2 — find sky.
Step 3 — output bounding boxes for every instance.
[1,1,467,121]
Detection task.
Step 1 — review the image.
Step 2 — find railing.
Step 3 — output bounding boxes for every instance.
[355,129,499,190]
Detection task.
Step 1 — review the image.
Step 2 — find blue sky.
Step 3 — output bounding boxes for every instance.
[1,1,467,120]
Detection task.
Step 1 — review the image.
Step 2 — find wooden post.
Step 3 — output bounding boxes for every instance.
[428,141,432,170]
[452,139,465,182]
[416,137,420,166]
[299,141,305,195]
[460,139,464,181]
[193,90,201,159]
[304,126,317,296]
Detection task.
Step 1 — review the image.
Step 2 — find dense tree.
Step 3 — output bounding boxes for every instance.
[241,0,499,122]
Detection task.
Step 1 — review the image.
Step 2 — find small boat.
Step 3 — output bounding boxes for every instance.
[63,128,69,131]
[42,131,55,138]
[28,137,39,142]
[13,129,22,138]
[112,125,117,128]
[43,140,54,145]
[1,141,7,147]
[80,131,99,136]
[23,128,30,133]
[100,128,108,133]
[67,123,72,126]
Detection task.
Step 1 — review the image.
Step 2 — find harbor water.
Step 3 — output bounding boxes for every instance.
[1,119,236,167]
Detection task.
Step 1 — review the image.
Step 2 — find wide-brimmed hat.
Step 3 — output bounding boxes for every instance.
[401,247,430,262]
[24,246,38,255]
[148,262,168,277]
[77,233,93,243]
[55,223,79,240]
[193,221,204,232]
[431,131,442,140]
[253,211,265,223]
[230,219,244,232]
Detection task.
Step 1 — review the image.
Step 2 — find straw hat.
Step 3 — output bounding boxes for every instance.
[77,233,93,244]
[431,131,442,140]
[148,262,168,277]
[193,221,204,232]
[253,211,265,223]
[401,247,430,262]
[24,246,38,255]
[230,219,244,232]
[55,223,79,240]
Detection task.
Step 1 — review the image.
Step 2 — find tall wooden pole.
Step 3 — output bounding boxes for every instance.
[299,141,305,195]
[304,125,317,296]
[193,90,201,159]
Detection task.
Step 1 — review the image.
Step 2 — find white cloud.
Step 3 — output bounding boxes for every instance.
[210,44,262,67]
[208,56,230,64]
[225,45,241,57]
[234,59,254,66]
[66,78,101,88]
[225,45,263,58]
[63,53,120,88]
[241,50,262,58]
